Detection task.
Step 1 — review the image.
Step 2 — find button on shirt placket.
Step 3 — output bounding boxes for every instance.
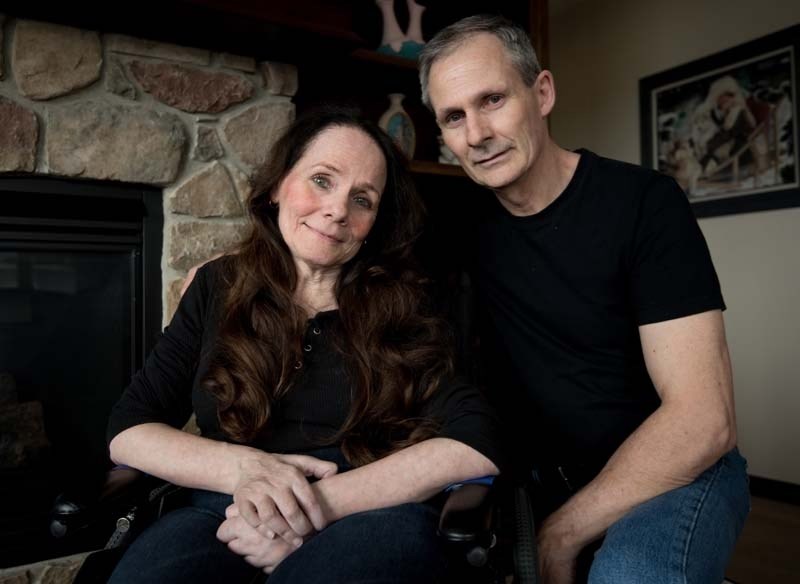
[297,320,322,369]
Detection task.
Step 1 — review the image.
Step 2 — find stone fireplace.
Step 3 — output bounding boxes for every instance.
[0,12,298,580]
[0,14,298,323]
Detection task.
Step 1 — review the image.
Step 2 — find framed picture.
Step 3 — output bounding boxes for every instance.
[640,25,799,218]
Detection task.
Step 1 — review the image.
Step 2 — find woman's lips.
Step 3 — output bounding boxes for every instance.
[305,224,343,243]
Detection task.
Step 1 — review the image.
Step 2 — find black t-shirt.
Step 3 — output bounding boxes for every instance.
[474,149,724,471]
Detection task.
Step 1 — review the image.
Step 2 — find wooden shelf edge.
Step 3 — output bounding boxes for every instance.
[182,0,366,44]
[409,160,467,177]
[351,48,419,69]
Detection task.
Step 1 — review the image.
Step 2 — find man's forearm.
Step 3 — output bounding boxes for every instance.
[311,437,498,522]
[541,399,734,552]
[545,310,738,553]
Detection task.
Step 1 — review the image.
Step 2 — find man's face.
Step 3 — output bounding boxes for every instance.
[427,34,551,192]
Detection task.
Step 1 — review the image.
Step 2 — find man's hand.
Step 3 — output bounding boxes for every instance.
[531,310,736,581]
[233,452,337,546]
[217,504,297,573]
[536,514,582,584]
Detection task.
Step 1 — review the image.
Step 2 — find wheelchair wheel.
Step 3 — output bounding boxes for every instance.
[512,486,538,583]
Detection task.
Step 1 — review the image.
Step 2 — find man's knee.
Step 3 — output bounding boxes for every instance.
[587,531,664,584]
[588,451,749,583]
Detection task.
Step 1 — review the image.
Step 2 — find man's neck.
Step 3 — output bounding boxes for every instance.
[495,143,580,217]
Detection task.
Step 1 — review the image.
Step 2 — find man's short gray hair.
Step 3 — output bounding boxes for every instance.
[419,14,542,111]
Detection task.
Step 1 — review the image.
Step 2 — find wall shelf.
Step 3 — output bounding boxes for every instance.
[350,49,419,70]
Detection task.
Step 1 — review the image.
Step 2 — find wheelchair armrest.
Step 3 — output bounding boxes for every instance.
[439,479,497,569]
[438,480,495,542]
[49,466,158,539]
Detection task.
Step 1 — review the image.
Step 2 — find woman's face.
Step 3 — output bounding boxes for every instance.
[272,126,387,274]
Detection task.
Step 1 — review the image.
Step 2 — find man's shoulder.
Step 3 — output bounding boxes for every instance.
[578,149,681,203]
[581,149,666,186]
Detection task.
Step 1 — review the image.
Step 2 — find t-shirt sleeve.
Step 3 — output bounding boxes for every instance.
[106,263,214,445]
[629,175,725,325]
[422,377,506,473]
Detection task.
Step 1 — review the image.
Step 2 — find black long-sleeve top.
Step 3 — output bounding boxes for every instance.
[107,260,503,470]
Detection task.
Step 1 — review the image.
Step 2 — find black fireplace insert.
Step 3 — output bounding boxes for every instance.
[0,176,162,567]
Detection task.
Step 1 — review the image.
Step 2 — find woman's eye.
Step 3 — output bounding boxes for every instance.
[312,175,330,189]
[353,195,372,209]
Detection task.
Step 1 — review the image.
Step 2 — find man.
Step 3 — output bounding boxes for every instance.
[419,15,749,584]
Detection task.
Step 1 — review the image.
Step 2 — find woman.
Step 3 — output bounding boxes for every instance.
[106,108,502,583]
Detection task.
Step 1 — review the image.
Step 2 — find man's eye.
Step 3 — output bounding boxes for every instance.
[486,94,504,106]
[445,112,464,125]
[312,175,330,189]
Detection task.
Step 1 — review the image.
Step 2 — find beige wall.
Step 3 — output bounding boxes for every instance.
[550,0,800,484]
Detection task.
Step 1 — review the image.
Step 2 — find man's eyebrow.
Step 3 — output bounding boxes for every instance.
[436,88,509,121]
[479,87,508,100]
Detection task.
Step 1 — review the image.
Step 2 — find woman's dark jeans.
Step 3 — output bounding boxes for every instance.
[108,448,449,583]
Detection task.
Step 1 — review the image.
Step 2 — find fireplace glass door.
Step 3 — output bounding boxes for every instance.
[0,177,161,567]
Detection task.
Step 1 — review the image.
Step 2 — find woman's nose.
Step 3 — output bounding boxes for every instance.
[323,192,349,223]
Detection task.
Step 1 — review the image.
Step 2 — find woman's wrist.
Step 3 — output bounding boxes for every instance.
[219,441,267,493]
[310,478,340,524]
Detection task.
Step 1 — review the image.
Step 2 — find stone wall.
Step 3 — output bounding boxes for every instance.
[0,14,297,323]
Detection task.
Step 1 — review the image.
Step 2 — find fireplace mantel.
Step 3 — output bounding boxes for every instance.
[1,0,364,65]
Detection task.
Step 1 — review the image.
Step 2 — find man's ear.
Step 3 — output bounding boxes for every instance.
[535,70,556,118]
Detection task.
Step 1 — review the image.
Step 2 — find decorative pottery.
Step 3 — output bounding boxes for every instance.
[437,135,460,166]
[375,0,426,60]
[379,93,416,159]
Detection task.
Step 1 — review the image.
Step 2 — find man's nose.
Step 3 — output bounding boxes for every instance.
[466,114,492,147]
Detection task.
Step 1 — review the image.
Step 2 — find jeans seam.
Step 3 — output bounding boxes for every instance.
[679,460,723,584]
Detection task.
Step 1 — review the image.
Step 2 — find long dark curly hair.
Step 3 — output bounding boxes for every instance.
[203,107,453,466]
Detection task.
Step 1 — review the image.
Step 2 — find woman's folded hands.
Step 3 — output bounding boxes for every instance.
[217,452,337,572]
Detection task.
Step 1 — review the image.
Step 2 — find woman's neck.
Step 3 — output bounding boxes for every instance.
[294,262,340,316]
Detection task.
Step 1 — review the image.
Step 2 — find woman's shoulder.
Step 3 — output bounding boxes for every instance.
[175,255,238,317]
[188,253,234,289]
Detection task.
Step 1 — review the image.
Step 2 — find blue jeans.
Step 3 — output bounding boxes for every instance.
[108,490,261,584]
[108,454,449,583]
[587,448,750,583]
[268,502,447,583]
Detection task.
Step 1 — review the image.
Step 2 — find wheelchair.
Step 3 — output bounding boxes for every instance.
[49,466,539,583]
[49,270,540,582]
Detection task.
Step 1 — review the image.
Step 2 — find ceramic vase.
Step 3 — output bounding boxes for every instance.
[375,0,426,60]
[438,135,459,165]
[379,93,416,159]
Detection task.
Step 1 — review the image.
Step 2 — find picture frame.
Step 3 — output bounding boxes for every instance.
[640,25,799,218]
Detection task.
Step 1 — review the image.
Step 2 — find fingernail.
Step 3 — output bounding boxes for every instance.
[293,538,303,548]
[267,530,276,539]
